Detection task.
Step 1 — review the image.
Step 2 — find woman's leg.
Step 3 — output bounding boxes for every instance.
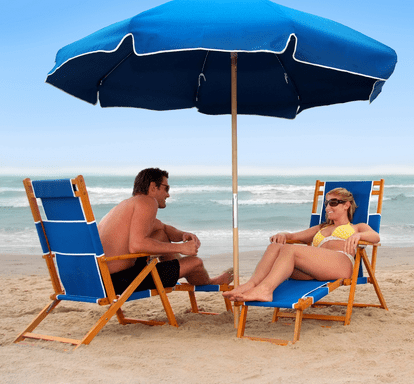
[223,243,284,299]
[233,245,353,302]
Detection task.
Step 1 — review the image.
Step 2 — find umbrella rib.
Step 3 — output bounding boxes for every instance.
[274,53,301,109]
[196,51,210,102]
[98,52,133,86]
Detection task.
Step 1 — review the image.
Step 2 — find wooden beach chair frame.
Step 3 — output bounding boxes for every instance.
[236,179,388,345]
[15,175,178,350]
[175,282,233,315]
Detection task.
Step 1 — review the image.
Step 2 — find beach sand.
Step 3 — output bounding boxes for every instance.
[1,247,414,383]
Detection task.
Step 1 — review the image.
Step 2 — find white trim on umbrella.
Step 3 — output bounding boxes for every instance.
[46,32,388,82]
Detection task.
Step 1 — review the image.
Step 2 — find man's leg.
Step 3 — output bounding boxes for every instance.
[178,256,233,285]
[151,229,233,285]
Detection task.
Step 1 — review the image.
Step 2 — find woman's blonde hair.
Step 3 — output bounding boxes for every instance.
[323,187,357,226]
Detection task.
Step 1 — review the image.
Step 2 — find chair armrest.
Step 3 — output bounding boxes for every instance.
[358,241,381,247]
[104,253,154,262]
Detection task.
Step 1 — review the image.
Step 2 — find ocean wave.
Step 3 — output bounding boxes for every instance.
[0,199,28,208]
[389,193,410,202]
[242,184,314,195]
[0,187,25,193]
[171,185,230,193]
[87,187,131,205]
[0,227,41,253]
[212,198,312,206]
[385,184,414,189]
[172,184,314,194]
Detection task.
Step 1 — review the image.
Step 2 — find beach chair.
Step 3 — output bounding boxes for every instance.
[15,175,178,350]
[236,179,388,345]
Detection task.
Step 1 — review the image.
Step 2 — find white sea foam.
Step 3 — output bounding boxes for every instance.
[0,187,25,193]
[212,198,311,206]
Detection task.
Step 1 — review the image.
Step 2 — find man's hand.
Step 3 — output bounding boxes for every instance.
[180,240,200,256]
[182,232,201,248]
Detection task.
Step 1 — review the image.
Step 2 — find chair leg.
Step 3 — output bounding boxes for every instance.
[236,305,248,338]
[272,308,280,323]
[187,291,200,313]
[293,309,303,343]
[224,297,233,313]
[14,299,62,343]
[237,305,291,346]
[344,252,362,325]
[361,250,388,310]
[150,268,178,327]
[176,283,234,315]
[115,308,127,324]
[78,260,177,348]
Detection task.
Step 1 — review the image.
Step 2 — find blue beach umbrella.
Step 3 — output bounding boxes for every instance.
[46,0,397,305]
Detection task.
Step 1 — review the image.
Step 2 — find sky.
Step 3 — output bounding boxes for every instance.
[1,0,413,177]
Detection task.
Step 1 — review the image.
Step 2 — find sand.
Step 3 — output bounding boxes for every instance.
[1,247,414,383]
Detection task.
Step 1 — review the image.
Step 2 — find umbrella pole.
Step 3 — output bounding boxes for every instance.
[231,52,240,327]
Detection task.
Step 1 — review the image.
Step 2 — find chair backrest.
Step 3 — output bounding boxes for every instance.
[25,176,107,303]
[310,180,383,231]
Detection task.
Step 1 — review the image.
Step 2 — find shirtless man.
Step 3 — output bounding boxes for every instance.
[98,168,233,294]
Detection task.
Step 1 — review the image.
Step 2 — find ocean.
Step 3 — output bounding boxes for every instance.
[1,174,413,258]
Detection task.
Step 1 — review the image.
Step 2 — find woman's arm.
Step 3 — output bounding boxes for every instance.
[354,223,381,243]
[344,223,380,254]
[270,226,320,244]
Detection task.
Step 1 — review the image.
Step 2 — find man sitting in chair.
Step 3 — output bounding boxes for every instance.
[98,168,233,294]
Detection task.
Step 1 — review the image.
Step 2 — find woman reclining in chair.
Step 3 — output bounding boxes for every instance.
[223,187,380,302]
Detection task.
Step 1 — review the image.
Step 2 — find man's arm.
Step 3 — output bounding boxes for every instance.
[164,224,201,247]
[128,197,199,256]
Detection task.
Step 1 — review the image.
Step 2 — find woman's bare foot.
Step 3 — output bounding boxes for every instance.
[234,285,274,302]
[222,280,256,300]
[210,268,234,285]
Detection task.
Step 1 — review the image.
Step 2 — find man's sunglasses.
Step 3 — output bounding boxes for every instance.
[325,199,346,207]
[160,183,170,193]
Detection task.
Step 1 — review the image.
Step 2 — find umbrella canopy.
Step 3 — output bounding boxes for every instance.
[45,0,397,321]
[46,0,397,118]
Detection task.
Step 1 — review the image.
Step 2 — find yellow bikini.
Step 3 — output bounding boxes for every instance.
[313,222,355,247]
[312,222,356,266]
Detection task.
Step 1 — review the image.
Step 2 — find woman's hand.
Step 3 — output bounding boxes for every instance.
[270,233,287,244]
[344,233,361,255]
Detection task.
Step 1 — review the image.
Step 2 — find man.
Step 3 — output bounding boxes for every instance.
[98,168,233,294]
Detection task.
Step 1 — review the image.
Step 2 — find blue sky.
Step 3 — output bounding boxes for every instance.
[1,0,412,176]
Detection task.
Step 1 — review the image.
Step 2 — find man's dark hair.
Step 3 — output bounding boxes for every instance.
[133,168,169,196]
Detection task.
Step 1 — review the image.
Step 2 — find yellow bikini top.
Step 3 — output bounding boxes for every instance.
[312,222,355,247]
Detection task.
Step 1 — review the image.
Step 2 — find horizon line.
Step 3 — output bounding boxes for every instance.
[1,165,413,177]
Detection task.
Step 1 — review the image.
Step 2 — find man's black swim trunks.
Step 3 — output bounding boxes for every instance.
[110,258,180,294]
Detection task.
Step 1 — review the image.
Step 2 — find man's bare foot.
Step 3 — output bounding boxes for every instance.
[233,285,274,302]
[222,281,255,299]
[210,268,234,285]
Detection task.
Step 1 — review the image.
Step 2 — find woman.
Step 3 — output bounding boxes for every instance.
[223,187,380,302]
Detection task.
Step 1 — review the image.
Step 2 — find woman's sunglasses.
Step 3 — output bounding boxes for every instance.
[325,198,346,207]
